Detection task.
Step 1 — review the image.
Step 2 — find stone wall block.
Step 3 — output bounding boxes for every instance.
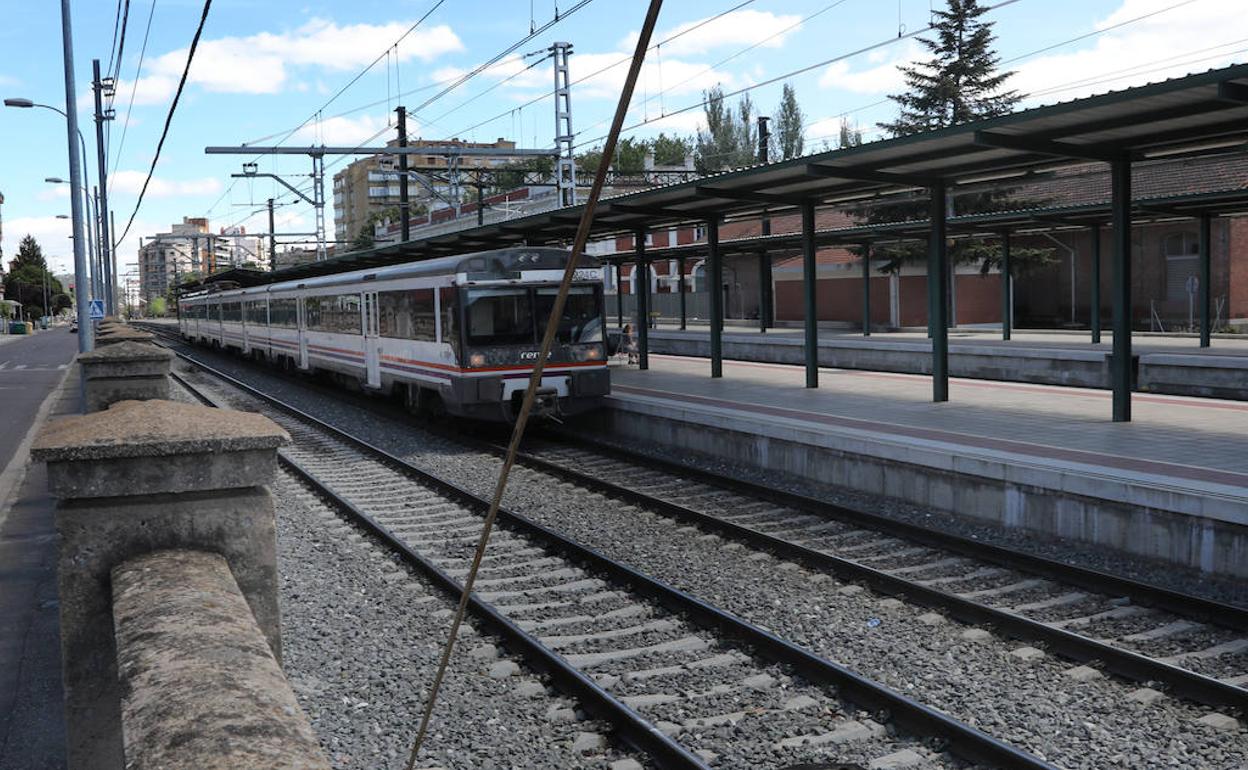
[77,341,174,412]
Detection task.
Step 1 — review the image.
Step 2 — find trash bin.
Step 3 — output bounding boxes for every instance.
[9,321,29,335]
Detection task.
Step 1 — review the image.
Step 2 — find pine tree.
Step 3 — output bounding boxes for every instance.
[774,84,805,160]
[879,0,1020,137]
[3,235,67,318]
[9,234,46,273]
[837,118,863,149]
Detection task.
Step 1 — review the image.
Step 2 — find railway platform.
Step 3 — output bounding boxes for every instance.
[584,354,1248,578]
[615,324,1248,400]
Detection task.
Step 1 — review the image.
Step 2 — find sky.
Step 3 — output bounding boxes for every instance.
[1,0,1244,285]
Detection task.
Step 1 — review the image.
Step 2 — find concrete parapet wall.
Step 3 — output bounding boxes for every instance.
[112,550,330,770]
[581,396,1248,578]
[32,399,290,770]
[1139,354,1248,399]
[78,341,172,412]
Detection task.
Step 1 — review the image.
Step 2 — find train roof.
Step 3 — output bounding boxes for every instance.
[184,247,600,299]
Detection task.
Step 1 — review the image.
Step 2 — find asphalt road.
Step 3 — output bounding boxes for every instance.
[0,329,79,476]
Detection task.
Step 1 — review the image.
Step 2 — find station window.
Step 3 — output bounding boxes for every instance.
[305,293,362,335]
[378,289,436,341]
[269,298,298,328]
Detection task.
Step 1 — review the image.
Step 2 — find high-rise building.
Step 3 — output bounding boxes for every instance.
[332,137,519,245]
[138,217,243,301]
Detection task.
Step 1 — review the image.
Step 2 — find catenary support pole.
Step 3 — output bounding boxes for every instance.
[862,243,871,336]
[92,59,113,315]
[268,198,277,270]
[1001,232,1012,341]
[708,217,723,378]
[1199,212,1211,347]
[397,106,410,242]
[801,200,818,388]
[405,3,669,766]
[62,0,91,354]
[1091,224,1102,344]
[1111,158,1132,422]
[677,256,687,330]
[758,251,772,333]
[477,184,485,227]
[636,231,649,370]
[930,181,949,402]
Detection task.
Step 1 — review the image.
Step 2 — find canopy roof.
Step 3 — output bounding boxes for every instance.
[186,63,1248,290]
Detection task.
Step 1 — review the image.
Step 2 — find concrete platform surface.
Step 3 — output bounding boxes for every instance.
[600,355,1248,575]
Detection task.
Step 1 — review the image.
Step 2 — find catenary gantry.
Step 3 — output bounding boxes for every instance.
[189,63,1248,422]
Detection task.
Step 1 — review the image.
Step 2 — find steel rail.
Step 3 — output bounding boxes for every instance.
[491,431,1248,712]
[163,349,1057,770]
[169,370,709,770]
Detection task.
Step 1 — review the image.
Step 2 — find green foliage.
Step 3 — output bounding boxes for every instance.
[9,234,47,273]
[52,293,72,312]
[694,86,758,173]
[837,118,863,149]
[3,234,66,316]
[351,206,402,251]
[773,84,805,160]
[493,155,554,192]
[575,135,684,178]
[879,0,1020,137]
[651,133,693,166]
[149,296,167,317]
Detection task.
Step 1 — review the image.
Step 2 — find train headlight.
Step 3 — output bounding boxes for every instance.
[469,353,485,368]
[585,346,602,360]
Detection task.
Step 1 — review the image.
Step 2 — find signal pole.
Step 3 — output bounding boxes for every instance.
[92,59,115,314]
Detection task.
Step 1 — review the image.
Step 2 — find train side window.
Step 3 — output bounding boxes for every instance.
[303,296,321,330]
[270,298,297,328]
[222,302,242,322]
[378,289,435,341]
[440,287,460,358]
[305,293,361,335]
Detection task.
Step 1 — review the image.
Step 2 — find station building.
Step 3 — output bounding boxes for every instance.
[610,154,1248,332]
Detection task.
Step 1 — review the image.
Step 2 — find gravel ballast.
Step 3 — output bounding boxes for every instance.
[171,351,1248,769]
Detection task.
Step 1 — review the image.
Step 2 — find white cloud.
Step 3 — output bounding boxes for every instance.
[115,18,463,102]
[293,113,396,145]
[621,10,803,57]
[1012,0,1247,105]
[108,171,223,198]
[35,186,72,202]
[818,41,922,94]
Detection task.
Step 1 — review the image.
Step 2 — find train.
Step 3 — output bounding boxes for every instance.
[177,247,611,421]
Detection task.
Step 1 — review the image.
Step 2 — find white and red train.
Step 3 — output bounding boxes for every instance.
[178,247,610,421]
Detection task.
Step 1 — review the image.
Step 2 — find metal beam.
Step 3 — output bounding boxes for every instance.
[1001,232,1012,341]
[758,251,772,333]
[973,130,1123,163]
[694,186,808,207]
[801,201,818,388]
[636,230,649,370]
[1111,158,1133,422]
[930,181,949,402]
[206,145,559,157]
[609,201,701,219]
[615,263,624,329]
[1199,213,1212,348]
[805,163,932,187]
[1216,81,1248,103]
[1090,224,1102,344]
[678,257,687,330]
[862,244,872,337]
[708,218,723,378]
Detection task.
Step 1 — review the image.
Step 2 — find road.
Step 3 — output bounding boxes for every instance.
[0,329,79,478]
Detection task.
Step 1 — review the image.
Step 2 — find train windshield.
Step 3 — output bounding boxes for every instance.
[535,287,602,344]
[466,288,534,346]
[465,286,603,347]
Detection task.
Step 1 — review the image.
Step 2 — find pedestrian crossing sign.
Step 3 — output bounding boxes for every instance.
[88,299,105,320]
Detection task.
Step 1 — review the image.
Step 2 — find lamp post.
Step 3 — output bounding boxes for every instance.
[6,87,95,350]
[46,176,97,304]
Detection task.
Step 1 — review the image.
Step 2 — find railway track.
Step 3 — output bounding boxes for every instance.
[164,345,1055,769]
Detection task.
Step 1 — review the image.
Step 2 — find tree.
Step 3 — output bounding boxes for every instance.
[694,86,758,173]
[879,0,1019,137]
[575,138,650,177]
[651,133,693,166]
[860,0,1050,274]
[773,84,805,160]
[149,296,167,317]
[493,155,553,192]
[3,235,65,319]
[837,118,863,149]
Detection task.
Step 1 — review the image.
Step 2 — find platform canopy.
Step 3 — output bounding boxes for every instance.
[184,63,1248,289]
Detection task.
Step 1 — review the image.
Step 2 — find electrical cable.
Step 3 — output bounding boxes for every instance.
[110,0,156,186]
[118,0,213,244]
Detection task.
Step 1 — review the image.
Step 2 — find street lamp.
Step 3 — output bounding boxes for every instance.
[5,96,105,315]
[45,177,97,298]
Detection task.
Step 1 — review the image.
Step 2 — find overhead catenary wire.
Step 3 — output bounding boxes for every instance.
[118,0,213,244]
[110,0,156,187]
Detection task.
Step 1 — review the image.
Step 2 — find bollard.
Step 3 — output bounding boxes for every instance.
[32,399,289,770]
[77,341,172,412]
[112,550,330,769]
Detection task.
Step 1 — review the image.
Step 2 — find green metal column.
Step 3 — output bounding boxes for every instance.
[1091,224,1102,344]
[1199,212,1212,348]
[708,218,723,378]
[615,262,623,329]
[801,201,818,388]
[930,181,949,402]
[1001,232,1012,341]
[635,231,649,370]
[758,251,773,333]
[678,257,687,330]
[1111,159,1133,422]
[861,244,871,337]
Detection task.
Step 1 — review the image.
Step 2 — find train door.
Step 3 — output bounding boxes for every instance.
[363,291,381,389]
[297,297,310,369]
